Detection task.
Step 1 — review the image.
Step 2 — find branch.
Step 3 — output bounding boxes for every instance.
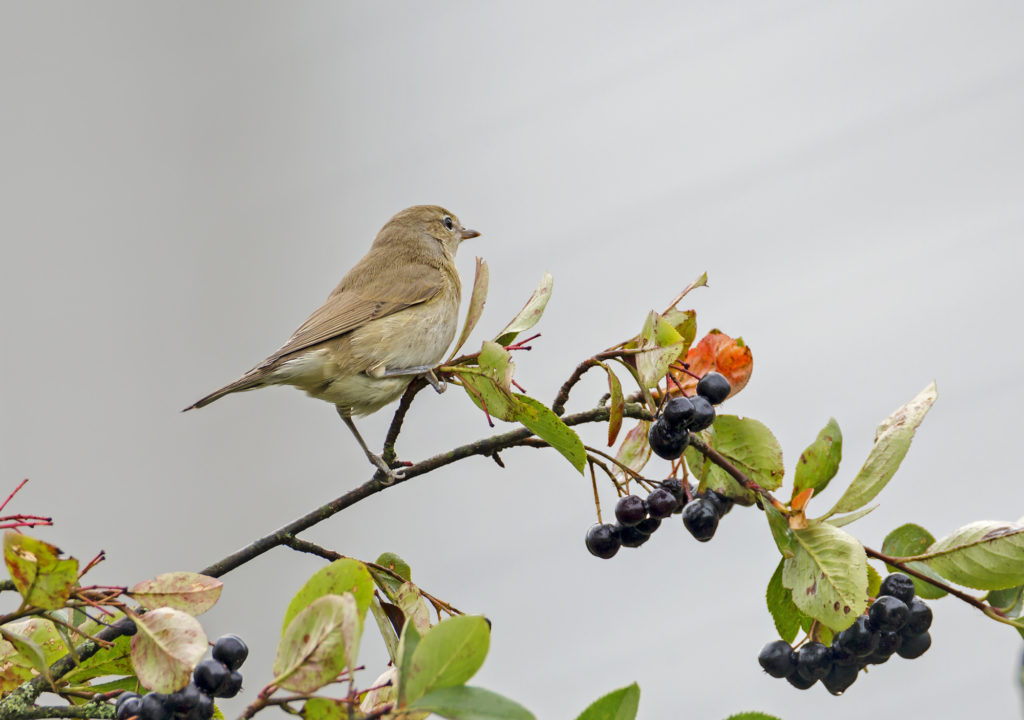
[200,403,653,579]
[0,707,112,720]
[380,377,428,466]
[861,546,993,614]
[687,436,787,511]
[551,350,641,416]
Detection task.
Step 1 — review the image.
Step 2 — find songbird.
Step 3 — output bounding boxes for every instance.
[184,205,479,481]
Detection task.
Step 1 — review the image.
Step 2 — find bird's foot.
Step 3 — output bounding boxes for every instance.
[369,452,406,485]
[424,369,447,394]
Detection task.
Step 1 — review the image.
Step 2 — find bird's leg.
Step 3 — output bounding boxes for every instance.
[378,365,447,394]
[337,409,404,484]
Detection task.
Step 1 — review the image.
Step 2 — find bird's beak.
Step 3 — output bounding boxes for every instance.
[459,228,481,240]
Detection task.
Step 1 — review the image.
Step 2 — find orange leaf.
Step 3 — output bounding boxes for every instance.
[670,330,752,398]
[791,487,814,512]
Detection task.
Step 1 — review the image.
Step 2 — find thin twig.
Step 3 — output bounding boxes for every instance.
[0,480,29,514]
[380,377,428,467]
[862,547,990,613]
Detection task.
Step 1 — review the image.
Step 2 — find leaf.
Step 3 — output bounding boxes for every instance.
[826,505,878,528]
[612,421,652,481]
[764,503,795,558]
[396,620,422,705]
[987,585,1024,618]
[402,615,491,705]
[604,366,624,447]
[408,686,536,720]
[0,617,66,667]
[0,628,52,684]
[371,551,413,600]
[369,596,400,663]
[515,394,586,473]
[725,713,784,720]
[636,343,685,389]
[781,522,868,632]
[493,271,553,347]
[683,415,784,503]
[3,532,79,609]
[131,573,222,616]
[281,559,374,635]
[61,635,133,683]
[273,594,362,693]
[449,257,489,359]
[130,607,208,692]
[668,330,752,399]
[397,581,433,633]
[792,418,842,501]
[356,667,400,718]
[866,564,883,598]
[881,524,947,599]
[766,560,803,643]
[303,697,348,720]
[574,682,640,720]
[454,344,522,423]
[825,382,937,517]
[912,521,1024,591]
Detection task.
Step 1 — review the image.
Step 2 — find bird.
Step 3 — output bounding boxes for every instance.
[184,205,480,481]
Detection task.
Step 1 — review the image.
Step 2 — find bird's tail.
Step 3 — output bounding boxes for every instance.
[182,373,263,412]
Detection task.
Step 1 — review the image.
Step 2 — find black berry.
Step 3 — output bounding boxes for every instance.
[829,639,858,667]
[879,573,916,604]
[585,524,621,559]
[833,616,878,658]
[635,517,661,535]
[897,631,931,659]
[660,478,690,513]
[618,524,650,548]
[193,658,230,696]
[688,396,716,431]
[213,634,248,671]
[165,684,202,714]
[905,598,933,635]
[646,489,678,518]
[682,498,719,541]
[648,420,690,460]
[821,663,859,695]
[183,694,214,720]
[876,631,903,657]
[696,372,731,405]
[115,693,141,720]
[662,396,696,428]
[786,671,817,689]
[757,640,796,678]
[868,596,910,633]
[703,490,733,517]
[795,641,831,681]
[214,670,243,699]
[614,495,648,526]
[137,694,170,720]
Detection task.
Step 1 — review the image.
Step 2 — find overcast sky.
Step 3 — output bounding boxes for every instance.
[2,2,1024,718]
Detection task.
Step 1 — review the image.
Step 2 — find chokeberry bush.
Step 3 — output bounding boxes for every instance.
[2,267,1023,719]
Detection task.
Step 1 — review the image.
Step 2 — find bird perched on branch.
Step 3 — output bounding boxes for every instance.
[185,205,480,481]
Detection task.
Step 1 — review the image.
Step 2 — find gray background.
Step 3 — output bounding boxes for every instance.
[2,2,1023,718]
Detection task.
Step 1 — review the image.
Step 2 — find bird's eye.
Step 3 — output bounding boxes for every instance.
[443,216,454,230]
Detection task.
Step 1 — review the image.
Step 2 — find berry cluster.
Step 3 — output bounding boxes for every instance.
[585,479,735,558]
[115,634,249,720]
[758,573,933,695]
[647,372,731,461]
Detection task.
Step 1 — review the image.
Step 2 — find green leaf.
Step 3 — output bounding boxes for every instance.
[130,572,222,616]
[792,418,842,500]
[881,524,947,599]
[396,620,422,706]
[397,581,433,633]
[781,522,868,632]
[866,564,883,598]
[603,365,624,447]
[766,560,803,643]
[574,682,640,720]
[825,382,937,517]
[371,552,412,600]
[369,596,400,663]
[612,421,652,481]
[455,358,522,423]
[449,257,489,359]
[987,585,1024,618]
[281,559,374,635]
[130,607,208,692]
[514,394,586,473]
[409,685,536,720]
[684,415,784,503]
[764,503,795,558]
[3,531,79,610]
[725,713,784,720]
[62,635,133,683]
[402,615,491,705]
[0,628,52,684]
[274,593,361,693]
[0,617,66,668]
[912,521,1024,591]
[493,271,553,347]
[302,697,347,720]
[825,505,878,528]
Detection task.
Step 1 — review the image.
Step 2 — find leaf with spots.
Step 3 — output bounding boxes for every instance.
[131,572,222,616]
[274,593,362,694]
[130,607,208,692]
[3,532,78,610]
[913,521,1024,591]
[792,418,842,501]
[781,522,868,633]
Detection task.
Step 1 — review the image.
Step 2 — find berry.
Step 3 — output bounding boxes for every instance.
[213,670,243,699]
[212,634,248,671]
[646,489,678,518]
[757,640,796,678]
[585,524,621,559]
[703,490,733,517]
[662,396,696,428]
[618,524,650,548]
[879,573,916,604]
[833,616,878,658]
[113,618,138,637]
[795,641,831,681]
[165,684,202,714]
[696,372,731,405]
[822,662,859,695]
[829,639,858,667]
[682,499,719,542]
[115,693,141,720]
[786,671,817,689]
[635,516,661,535]
[614,495,647,526]
[647,420,690,460]
[897,631,932,659]
[868,596,910,633]
[875,631,903,658]
[137,694,170,720]
[905,598,933,635]
[660,478,690,513]
[688,396,716,431]
[183,694,214,720]
[193,658,230,696]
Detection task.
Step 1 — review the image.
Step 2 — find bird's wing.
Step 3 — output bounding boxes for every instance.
[262,259,444,366]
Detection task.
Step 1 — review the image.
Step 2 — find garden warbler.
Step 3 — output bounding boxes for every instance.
[184,205,480,480]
